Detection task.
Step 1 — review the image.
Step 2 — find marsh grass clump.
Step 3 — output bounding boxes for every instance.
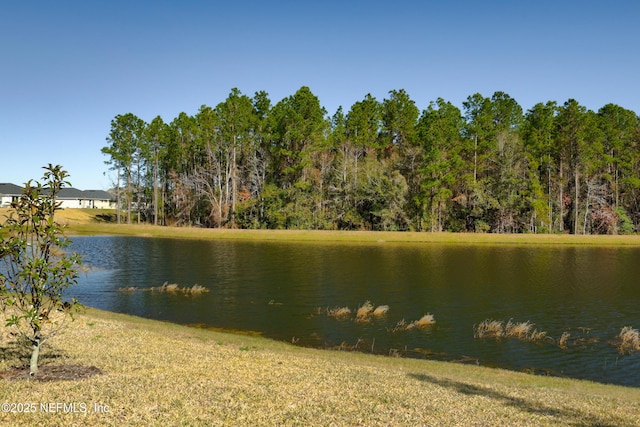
[327,306,352,319]
[356,301,375,322]
[157,282,180,293]
[474,319,504,339]
[505,320,533,339]
[617,326,640,353]
[390,314,436,332]
[390,319,410,332]
[558,332,571,348]
[527,329,548,342]
[474,319,547,343]
[158,282,210,294]
[119,282,209,295]
[413,314,436,327]
[555,328,599,349]
[188,284,209,294]
[372,305,390,317]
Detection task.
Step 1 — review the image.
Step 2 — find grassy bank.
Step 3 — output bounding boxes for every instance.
[1,308,639,426]
[4,207,640,245]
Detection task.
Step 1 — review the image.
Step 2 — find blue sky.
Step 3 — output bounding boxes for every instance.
[2,1,638,190]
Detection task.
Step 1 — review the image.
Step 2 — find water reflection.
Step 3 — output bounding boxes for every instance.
[70,236,640,387]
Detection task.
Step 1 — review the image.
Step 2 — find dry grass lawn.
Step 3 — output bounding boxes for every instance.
[1,308,639,426]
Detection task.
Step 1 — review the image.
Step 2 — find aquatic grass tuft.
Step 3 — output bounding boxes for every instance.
[390,319,409,332]
[558,332,571,348]
[505,320,533,339]
[372,305,390,316]
[413,314,436,327]
[159,282,180,293]
[474,319,504,339]
[390,314,436,332]
[356,301,375,322]
[118,282,209,295]
[327,306,352,318]
[617,326,640,353]
[188,284,209,294]
[474,319,547,342]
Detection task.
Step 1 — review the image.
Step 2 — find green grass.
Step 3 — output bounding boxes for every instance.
[1,308,639,426]
[64,221,640,248]
[6,207,640,246]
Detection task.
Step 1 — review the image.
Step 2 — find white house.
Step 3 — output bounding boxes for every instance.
[57,188,116,209]
[82,190,116,209]
[0,184,115,209]
[0,183,23,208]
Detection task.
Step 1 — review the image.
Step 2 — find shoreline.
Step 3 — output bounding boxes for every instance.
[4,207,640,246]
[68,221,640,247]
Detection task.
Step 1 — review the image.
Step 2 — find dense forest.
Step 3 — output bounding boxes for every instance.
[102,87,640,234]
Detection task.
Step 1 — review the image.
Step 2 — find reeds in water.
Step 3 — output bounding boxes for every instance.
[326,306,352,319]
[118,282,209,295]
[372,305,390,317]
[474,319,547,342]
[474,319,504,339]
[391,314,436,332]
[618,326,640,353]
[356,301,375,322]
[558,332,571,348]
[322,301,389,322]
[413,314,436,327]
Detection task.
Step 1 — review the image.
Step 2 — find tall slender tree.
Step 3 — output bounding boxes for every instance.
[145,116,167,225]
[523,102,557,232]
[417,98,465,231]
[102,113,145,224]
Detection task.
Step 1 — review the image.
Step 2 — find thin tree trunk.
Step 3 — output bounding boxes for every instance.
[574,169,579,234]
[127,169,132,224]
[559,161,564,232]
[29,339,41,375]
[116,164,121,225]
[153,153,159,225]
[231,140,238,225]
[547,156,552,233]
[583,179,591,235]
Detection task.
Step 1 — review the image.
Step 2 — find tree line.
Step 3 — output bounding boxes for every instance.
[102,87,640,234]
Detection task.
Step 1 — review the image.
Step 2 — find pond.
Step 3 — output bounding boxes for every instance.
[69,235,640,387]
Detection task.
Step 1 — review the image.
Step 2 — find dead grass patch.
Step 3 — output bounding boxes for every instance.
[1,308,639,426]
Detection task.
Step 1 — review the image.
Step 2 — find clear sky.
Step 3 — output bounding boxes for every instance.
[2,1,638,190]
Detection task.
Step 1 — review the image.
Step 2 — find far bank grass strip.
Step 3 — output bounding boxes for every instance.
[67,222,640,247]
[5,207,640,246]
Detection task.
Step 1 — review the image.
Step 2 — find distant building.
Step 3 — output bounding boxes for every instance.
[0,183,23,208]
[81,190,116,209]
[0,183,115,209]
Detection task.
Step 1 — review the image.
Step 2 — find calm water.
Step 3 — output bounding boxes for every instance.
[69,236,640,387]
